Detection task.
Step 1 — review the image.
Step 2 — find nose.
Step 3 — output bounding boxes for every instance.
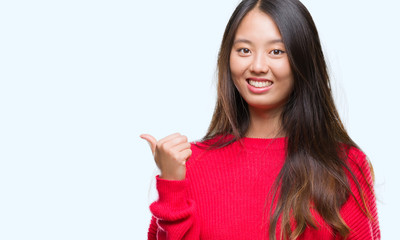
[250,53,269,74]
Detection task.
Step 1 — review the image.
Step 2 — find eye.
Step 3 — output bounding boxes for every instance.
[270,49,285,55]
[237,48,251,55]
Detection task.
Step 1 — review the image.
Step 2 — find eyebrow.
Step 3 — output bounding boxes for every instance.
[233,38,283,45]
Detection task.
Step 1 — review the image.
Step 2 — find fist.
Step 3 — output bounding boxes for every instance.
[140,133,192,180]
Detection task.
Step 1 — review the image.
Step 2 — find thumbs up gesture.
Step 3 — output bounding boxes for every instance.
[140,133,192,181]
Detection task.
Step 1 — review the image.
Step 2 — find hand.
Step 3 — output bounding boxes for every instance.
[140,133,192,180]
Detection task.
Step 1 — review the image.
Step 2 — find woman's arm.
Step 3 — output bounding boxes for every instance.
[147,177,200,240]
[340,148,381,240]
[141,133,200,239]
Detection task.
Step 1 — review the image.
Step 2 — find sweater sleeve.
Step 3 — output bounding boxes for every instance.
[147,176,200,240]
[340,148,381,240]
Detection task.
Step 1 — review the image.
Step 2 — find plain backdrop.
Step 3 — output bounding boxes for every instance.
[1,0,399,239]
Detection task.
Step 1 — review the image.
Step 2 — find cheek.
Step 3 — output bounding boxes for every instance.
[230,56,244,92]
[271,60,292,79]
[229,54,239,78]
[230,53,247,79]
[282,72,295,95]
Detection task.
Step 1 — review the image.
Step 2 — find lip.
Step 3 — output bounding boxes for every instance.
[246,77,273,94]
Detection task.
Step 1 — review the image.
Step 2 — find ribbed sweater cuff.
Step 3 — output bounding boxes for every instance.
[155,175,188,209]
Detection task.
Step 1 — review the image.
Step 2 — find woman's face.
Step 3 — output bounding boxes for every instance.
[230,9,294,112]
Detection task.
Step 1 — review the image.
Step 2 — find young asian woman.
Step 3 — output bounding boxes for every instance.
[141,0,380,239]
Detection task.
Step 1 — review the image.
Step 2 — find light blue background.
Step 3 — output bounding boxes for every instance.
[0,0,399,239]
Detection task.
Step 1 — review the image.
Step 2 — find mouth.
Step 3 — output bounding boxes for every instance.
[246,78,273,88]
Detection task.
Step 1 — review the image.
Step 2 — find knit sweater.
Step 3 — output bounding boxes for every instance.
[147,136,380,239]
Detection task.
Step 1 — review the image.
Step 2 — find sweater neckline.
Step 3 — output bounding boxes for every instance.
[198,134,287,150]
[235,136,287,150]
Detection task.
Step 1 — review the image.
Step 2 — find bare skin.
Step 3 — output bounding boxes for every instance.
[246,106,285,138]
[230,9,294,138]
[140,133,191,180]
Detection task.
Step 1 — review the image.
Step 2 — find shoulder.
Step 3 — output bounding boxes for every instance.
[343,146,373,183]
[187,138,218,165]
[346,146,367,166]
[187,135,236,166]
[340,145,376,204]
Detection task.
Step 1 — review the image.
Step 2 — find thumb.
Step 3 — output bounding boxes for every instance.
[140,134,157,155]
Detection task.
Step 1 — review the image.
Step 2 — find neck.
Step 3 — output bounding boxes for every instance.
[245,107,285,138]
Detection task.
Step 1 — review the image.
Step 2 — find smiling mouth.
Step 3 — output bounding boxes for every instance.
[247,79,273,88]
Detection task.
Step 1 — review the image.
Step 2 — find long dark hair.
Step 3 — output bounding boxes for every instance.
[201,0,372,239]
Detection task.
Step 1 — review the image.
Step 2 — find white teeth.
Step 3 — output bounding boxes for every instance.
[248,80,272,88]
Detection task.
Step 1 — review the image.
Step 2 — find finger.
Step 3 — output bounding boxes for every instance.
[171,142,191,153]
[163,135,188,149]
[157,132,182,145]
[179,149,192,162]
[140,134,157,155]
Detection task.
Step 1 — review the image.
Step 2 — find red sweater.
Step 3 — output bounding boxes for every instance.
[147,137,380,239]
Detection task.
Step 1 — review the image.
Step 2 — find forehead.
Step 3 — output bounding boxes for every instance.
[234,9,282,43]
